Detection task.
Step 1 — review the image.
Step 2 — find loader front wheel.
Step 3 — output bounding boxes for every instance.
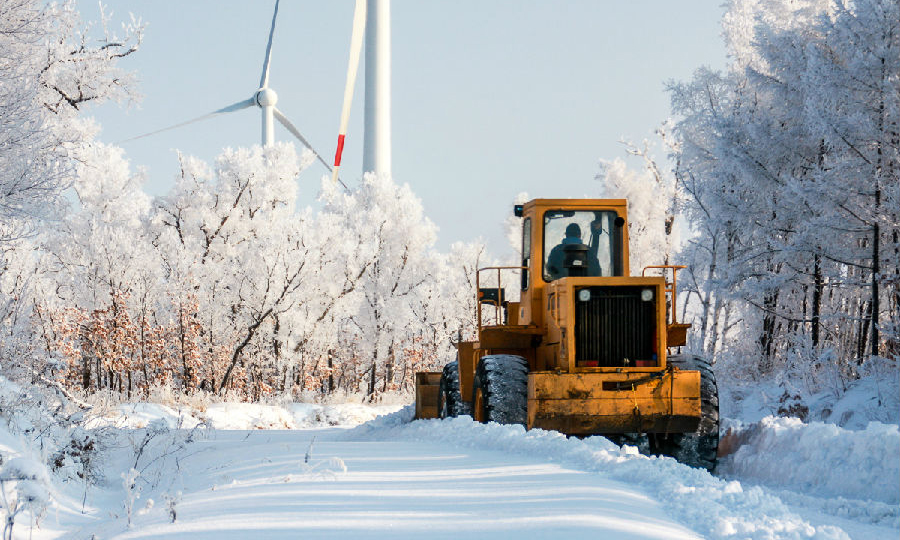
[438,360,471,418]
[653,355,719,471]
[471,355,528,425]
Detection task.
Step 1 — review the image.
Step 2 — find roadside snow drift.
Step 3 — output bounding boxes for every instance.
[348,408,860,539]
[718,417,899,505]
[83,401,403,430]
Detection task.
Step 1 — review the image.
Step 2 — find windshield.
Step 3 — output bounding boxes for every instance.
[543,210,619,281]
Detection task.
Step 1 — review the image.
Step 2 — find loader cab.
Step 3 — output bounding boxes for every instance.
[517,199,630,328]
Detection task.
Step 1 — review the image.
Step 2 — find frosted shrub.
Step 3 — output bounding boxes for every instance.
[121,468,141,528]
[0,458,51,540]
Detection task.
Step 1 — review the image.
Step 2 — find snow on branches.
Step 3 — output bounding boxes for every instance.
[24,143,485,401]
[0,0,143,241]
[669,0,900,384]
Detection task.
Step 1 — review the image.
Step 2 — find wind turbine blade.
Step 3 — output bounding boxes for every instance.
[273,108,349,191]
[120,98,256,143]
[272,108,330,170]
[260,0,280,89]
[331,0,367,185]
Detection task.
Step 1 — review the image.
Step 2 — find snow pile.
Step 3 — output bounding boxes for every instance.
[289,402,402,427]
[348,411,850,539]
[84,403,200,429]
[203,403,297,430]
[0,456,52,504]
[84,400,406,431]
[0,376,81,538]
[719,366,900,429]
[817,370,900,429]
[718,417,900,505]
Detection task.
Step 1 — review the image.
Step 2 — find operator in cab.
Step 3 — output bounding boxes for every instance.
[545,220,602,280]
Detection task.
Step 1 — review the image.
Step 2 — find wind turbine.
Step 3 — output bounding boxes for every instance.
[124,0,336,178]
[330,0,389,183]
[363,0,391,177]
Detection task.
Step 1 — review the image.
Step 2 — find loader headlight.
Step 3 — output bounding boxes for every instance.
[641,288,654,302]
[578,289,591,302]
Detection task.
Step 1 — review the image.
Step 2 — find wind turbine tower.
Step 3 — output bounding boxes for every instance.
[363,0,391,176]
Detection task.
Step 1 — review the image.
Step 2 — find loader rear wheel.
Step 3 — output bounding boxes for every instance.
[438,360,471,418]
[471,355,528,425]
[653,355,719,471]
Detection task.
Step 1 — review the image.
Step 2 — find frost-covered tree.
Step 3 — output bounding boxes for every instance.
[152,144,323,394]
[669,0,899,385]
[322,173,438,396]
[0,0,142,241]
[38,143,156,393]
[0,0,142,382]
[597,137,681,274]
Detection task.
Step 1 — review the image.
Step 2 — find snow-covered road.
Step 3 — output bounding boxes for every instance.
[65,429,698,539]
[13,404,899,540]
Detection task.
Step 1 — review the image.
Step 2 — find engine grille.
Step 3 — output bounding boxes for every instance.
[574,286,656,367]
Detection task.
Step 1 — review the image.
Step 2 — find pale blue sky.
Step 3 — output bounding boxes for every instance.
[79,1,727,254]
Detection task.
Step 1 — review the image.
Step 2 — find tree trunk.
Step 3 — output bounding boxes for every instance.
[382,342,394,393]
[367,361,376,397]
[218,310,272,393]
[327,351,334,394]
[179,304,191,390]
[273,316,282,363]
[699,260,716,353]
[812,254,823,348]
[858,300,871,363]
[81,352,91,389]
[872,223,880,357]
[759,290,779,371]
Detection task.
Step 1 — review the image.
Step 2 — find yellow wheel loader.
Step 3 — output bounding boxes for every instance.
[415,198,719,470]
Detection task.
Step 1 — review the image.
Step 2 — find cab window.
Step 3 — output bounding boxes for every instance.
[542,210,619,281]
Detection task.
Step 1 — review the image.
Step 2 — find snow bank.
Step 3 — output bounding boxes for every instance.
[289,402,401,427]
[819,373,900,429]
[84,401,405,430]
[203,402,297,429]
[347,410,850,540]
[202,402,403,429]
[84,402,200,429]
[719,364,899,429]
[718,416,900,505]
[0,376,76,538]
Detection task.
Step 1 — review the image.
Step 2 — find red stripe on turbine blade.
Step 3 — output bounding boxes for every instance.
[334,134,346,166]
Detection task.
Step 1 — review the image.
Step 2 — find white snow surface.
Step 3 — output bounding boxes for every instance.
[1,396,898,539]
[82,401,403,430]
[718,417,899,505]
[719,369,900,430]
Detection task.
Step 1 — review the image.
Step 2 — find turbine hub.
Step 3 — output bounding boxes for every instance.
[256,87,278,107]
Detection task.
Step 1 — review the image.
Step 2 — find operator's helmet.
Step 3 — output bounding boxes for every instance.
[565,223,581,238]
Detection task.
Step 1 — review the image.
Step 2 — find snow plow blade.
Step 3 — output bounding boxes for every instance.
[415,372,442,419]
[717,424,756,457]
[527,370,701,435]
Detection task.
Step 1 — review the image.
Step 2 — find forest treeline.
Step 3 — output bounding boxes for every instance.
[1,0,897,403]
[0,0,489,400]
[602,0,899,393]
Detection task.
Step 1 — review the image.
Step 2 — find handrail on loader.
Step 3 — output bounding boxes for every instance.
[641,265,687,325]
[475,266,526,328]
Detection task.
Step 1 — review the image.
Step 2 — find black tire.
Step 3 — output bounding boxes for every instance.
[653,355,719,471]
[471,354,528,425]
[438,361,471,418]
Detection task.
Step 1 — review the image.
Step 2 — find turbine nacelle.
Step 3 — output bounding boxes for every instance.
[256,87,278,108]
